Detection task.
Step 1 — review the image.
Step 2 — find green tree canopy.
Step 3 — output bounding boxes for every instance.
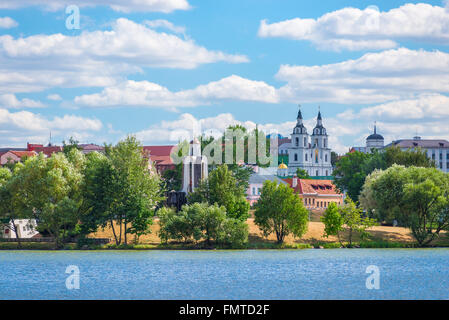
[334,146,435,202]
[254,180,308,243]
[360,165,449,246]
[188,164,250,220]
[321,198,376,247]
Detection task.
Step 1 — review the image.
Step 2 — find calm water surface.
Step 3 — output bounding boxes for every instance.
[0,249,448,300]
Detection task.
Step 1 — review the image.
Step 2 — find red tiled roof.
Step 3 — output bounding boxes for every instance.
[149,155,174,166]
[79,144,104,151]
[8,150,37,158]
[33,146,63,157]
[142,145,175,156]
[283,178,341,196]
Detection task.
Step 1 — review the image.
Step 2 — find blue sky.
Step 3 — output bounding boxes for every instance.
[0,0,448,153]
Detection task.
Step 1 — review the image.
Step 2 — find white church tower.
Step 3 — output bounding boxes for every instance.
[182,138,208,193]
[287,106,333,177]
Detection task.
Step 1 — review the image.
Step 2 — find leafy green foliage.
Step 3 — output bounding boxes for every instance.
[360,165,449,246]
[296,168,310,179]
[4,152,84,248]
[321,198,376,247]
[158,203,248,247]
[188,165,250,220]
[83,136,164,245]
[254,180,308,243]
[334,146,435,202]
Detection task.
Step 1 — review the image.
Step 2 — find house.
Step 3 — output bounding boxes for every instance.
[143,145,176,175]
[78,144,105,154]
[282,176,344,212]
[246,170,288,206]
[386,137,449,173]
[27,143,63,157]
[0,150,37,165]
[1,219,39,239]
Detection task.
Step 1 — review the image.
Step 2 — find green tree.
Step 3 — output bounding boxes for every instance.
[110,136,164,245]
[333,151,373,201]
[360,165,449,246]
[254,180,308,243]
[321,198,376,247]
[158,203,248,247]
[296,168,310,179]
[0,167,25,247]
[188,165,250,220]
[63,136,82,156]
[8,153,84,248]
[385,145,435,168]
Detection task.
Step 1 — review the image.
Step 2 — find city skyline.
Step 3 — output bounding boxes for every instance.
[0,0,448,153]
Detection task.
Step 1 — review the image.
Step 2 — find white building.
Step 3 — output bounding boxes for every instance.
[287,107,333,177]
[386,136,449,173]
[181,138,208,193]
[1,219,39,239]
[351,124,385,153]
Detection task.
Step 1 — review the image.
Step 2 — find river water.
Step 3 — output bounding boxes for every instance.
[0,249,447,299]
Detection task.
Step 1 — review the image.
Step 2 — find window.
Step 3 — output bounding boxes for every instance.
[257,188,261,195]
[432,153,436,160]
[446,153,449,160]
[304,137,307,147]
[252,187,256,195]
[440,153,443,160]
[316,170,319,176]
[295,137,299,147]
[305,154,308,161]
[440,162,443,169]
[325,170,328,176]
[325,154,328,162]
[294,154,298,161]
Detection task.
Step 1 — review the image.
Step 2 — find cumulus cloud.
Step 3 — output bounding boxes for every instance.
[0,108,102,147]
[276,48,449,104]
[0,0,190,13]
[0,17,18,29]
[0,94,45,108]
[74,75,279,108]
[144,19,186,35]
[47,94,62,101]
[258,3,449,51]
[0,18,248,94]
[332,93,449,151]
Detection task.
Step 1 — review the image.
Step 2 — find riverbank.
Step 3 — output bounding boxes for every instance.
[1,219,447,250]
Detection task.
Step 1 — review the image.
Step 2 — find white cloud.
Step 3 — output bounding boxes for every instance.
[0,108,102,147]
[0,94,45,108]
[0,18,248,93]
[0,0,190,13]
[0,17,18,29]
[144,19,186,35]
[258,3,449,51]
[333,93,449,150]
[74,75,279,108]
[276,48,449,104]
[47,94,62,101]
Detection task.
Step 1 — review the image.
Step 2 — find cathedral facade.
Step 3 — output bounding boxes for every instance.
[287,107,333,177]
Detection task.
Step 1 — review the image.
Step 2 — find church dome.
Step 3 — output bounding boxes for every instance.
[366,124,384,141]
[366,133,384,140]
[278,162,288,169]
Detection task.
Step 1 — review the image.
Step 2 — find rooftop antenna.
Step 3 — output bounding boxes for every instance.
[48,131,52,147]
